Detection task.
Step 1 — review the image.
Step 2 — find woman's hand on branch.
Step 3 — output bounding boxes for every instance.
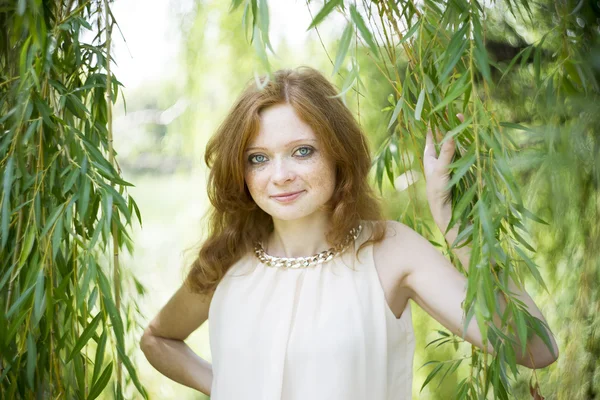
[423,114,464,234]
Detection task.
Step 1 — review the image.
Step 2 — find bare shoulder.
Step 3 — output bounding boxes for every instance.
[371,220,419,289]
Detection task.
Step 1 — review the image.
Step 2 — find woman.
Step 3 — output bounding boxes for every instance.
[140,66,559,399]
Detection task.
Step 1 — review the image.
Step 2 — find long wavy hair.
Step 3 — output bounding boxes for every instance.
[186,66,387,294]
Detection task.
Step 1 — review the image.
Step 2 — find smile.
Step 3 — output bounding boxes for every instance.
[271,190,305,203]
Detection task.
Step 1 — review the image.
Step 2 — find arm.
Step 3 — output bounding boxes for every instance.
[388,221,558,369]
[420,114,558,368]
[140,283,214,395]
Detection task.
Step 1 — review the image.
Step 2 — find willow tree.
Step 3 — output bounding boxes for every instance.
[233,0,599,399]
[0,1,146,398]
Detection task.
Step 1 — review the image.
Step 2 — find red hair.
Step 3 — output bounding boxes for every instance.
[186,66,386,294]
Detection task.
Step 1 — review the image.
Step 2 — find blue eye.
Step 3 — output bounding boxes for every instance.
[295,146,313,157]
[249,154,267,164]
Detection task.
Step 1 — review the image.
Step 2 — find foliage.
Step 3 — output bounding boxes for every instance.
[0,1,147,398]
[236,0,600,398]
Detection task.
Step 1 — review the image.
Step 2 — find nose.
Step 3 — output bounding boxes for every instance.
[271,157,296,185]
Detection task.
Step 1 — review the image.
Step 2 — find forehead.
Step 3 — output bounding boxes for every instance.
[247,103,318,148]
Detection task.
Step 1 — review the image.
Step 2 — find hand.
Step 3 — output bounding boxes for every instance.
[424,114,464,234]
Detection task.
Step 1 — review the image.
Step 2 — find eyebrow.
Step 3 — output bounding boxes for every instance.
[245,138,318,153]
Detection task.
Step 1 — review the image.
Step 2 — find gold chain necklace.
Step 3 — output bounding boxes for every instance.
[254,224,362,269]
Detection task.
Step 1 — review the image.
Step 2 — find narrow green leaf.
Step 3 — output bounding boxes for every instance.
[62,167,80,195]
[307,0,342,30]
[350,4,378,56]
[26,331,36,388]
[441,115,473,145]
[117,345,148,399]
[472,18,491,83]
[445,147,476,189]
[432,74,470,112]
[97,270,125,349]
[6,284,35,318]
[41,201,66,237]
[1,155,14,249]
[375,155,384,193]
[33,270,46,325]
[18,226,36,270]
[420,363,444,392]
[333,23,353,76]
[514,246,549,292]
[68,313,103,362]
[51,214,64,259]
[514,308,528,358]
[92,329,108,383]
[414,88,425,121]
[384,147,394,185]
[87,361,112,400]
[529,317,557,359]
[398,20,421,45]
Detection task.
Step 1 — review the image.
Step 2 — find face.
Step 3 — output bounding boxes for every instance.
[244,103,336,222]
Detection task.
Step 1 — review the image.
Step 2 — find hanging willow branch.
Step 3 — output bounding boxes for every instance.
[0,1,147,398]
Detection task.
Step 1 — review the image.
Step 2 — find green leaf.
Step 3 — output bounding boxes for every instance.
[307,0,342,30]
[441,115,472,145]
[26,331,36,388]
[97,269,125,349]
[1,155,14,249]
[472,18,491,84]
[92,329,108,383]
[420,362,444,392]
[514,308,528,358]
[514,246,549,292]
[445,147,476,189]
[41,201,67,237]
[375,155,384,193]
[398,20,421,45]
[432,73,469,112]
[18,226,36,270]
[384,147,394,185]
[33,270,46,325]
[333,23,353,76]
[414,88,425,121]
[499,122,535,133]
[439,23,469,83]
[87,361,112,400]
[258,0,274,53]
[6,284,35,318]
[117,345,148,399]
[529,317,557,359]
[477,200,495,246]
[350,4,378,56]
[68,313,103,362]
[62,167,81,195]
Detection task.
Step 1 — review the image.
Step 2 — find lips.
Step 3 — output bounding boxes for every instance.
[270,190,305,203]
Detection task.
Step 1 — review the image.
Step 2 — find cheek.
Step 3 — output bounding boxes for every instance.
[311,158,336,192]
[244,168,265,194]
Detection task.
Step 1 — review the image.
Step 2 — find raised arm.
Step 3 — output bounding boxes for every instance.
[140,282,214,395]
[385,220,559,369]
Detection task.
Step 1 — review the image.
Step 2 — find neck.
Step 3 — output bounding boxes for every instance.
[266,212,332,258]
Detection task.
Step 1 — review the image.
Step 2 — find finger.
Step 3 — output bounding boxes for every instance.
[438,137,456,166]
[424,130,437,158]
[456,113,465,123]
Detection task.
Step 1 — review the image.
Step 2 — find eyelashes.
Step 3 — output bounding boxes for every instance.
[247,145,315,165]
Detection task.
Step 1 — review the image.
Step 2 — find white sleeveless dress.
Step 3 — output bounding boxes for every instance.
[208,225,416,399]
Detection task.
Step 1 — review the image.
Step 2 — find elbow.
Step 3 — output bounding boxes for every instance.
[521,346,559,369]
[140,326,157,356]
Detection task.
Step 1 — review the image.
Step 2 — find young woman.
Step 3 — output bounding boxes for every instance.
[140,66,559,399]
